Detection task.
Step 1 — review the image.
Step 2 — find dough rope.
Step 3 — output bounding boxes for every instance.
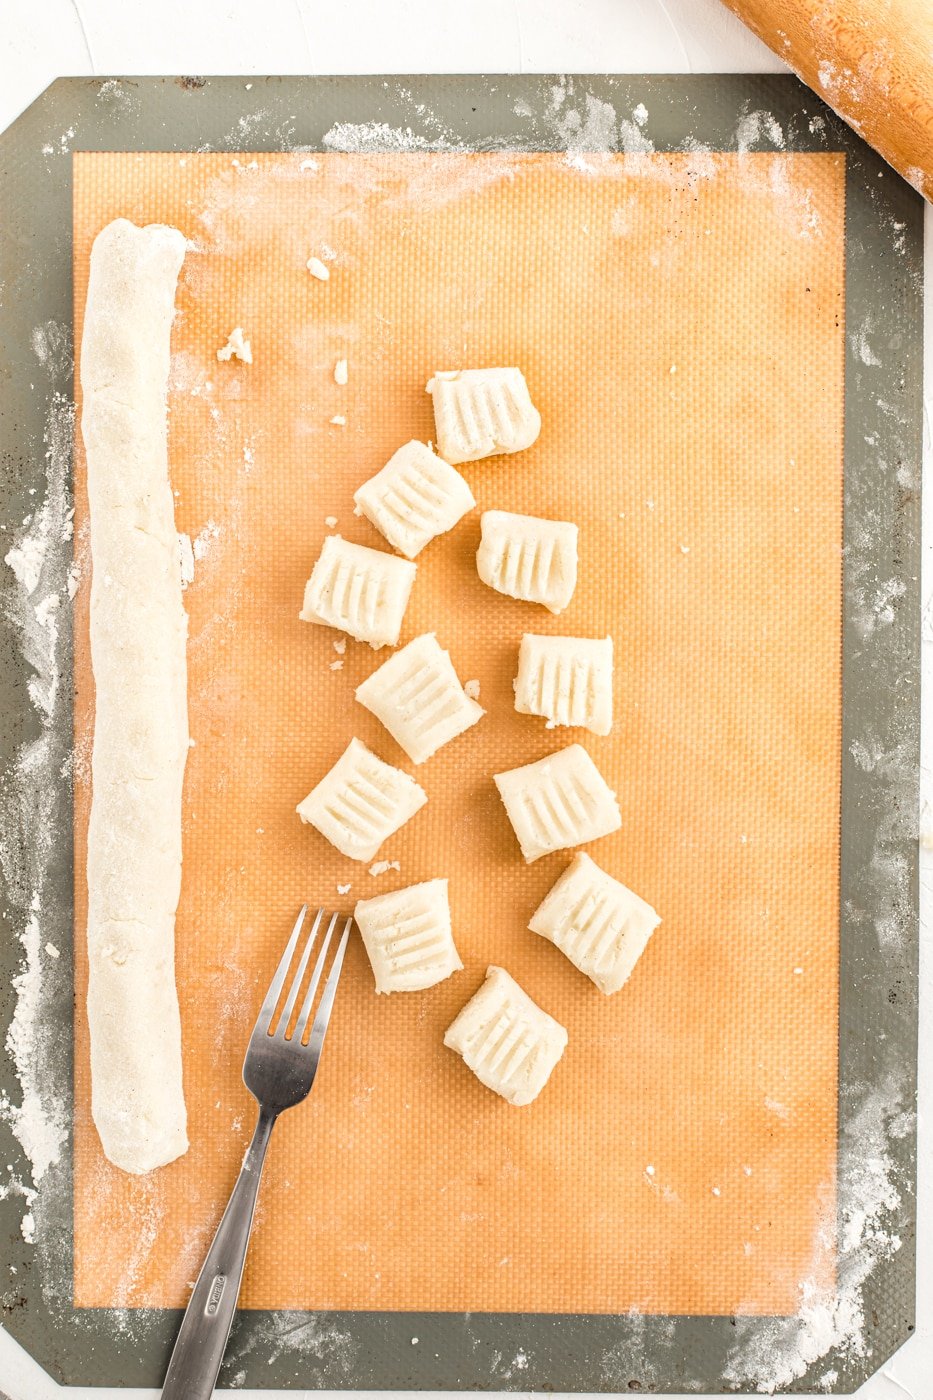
[80,218,190,1174]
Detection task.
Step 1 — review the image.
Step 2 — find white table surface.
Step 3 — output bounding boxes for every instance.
[0,2,929,1397]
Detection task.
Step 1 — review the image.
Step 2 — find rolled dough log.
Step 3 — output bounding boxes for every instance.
[80,218,190,1174]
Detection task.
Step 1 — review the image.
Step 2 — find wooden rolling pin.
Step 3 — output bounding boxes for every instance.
[721,0,933,200]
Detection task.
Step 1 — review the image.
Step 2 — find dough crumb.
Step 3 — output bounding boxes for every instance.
[307,256,330,281]
[679,543,690,555]
[217,327,252,363]
[330,414,346,426]
[325,515,338,528]
[333,637,347,654]
[633,102,649,127]
[368,859,400,877]
[329,659,344,671]
[711,1186,721,1196]
[334,358,348,385]
[45,943,60,959]
[299,158,319,171]
[337,882,352,895]
[464,679,481,700]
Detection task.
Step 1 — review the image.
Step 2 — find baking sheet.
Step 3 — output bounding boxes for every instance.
[72,147,844,1316]
[0,74,921,1393]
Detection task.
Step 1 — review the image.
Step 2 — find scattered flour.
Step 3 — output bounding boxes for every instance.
[1,388,73,1254]
[323,121,446,154]
[736,109,785,153]
[724,1078,912,1393]
[852,317,883,367]
[192,519,222,562]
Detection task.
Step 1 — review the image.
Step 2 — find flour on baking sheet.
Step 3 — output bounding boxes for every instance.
[1,382,73,1295]
[724,1077,913,1393]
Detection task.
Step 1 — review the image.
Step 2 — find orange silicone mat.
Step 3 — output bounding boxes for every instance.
[72,149,844,1315]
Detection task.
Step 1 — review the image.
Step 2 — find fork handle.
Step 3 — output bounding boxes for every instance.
[161,1106,277,1399]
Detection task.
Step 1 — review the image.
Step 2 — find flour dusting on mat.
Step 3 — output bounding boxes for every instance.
[724,1077,913,1393]
[1,384,74,1265]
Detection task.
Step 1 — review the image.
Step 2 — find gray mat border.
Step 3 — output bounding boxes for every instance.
[0,74,922,1393]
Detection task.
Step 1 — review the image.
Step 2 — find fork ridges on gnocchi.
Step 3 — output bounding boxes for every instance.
[477,510,578,614]
[354,878,463,993]
[494,743,622,863]
[353,440,475,559]
[529,852,660,994]
[426,368,541,464]
[356,633,484,764]
[444,966,567,1105]
[515,633,613,735]
[299,534,416,648]
[297,737,427,862]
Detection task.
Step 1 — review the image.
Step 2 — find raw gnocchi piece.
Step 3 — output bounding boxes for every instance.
[299,534,416,648]
[514,634,613,736]
[426,368,541,464]
[529,852,660,994]
[356,632,484,764]
[444,966,567,1105]
[353,440,475,559]
[297,737,427,862]
[354,878,463,993]
[477,510,578,614]
[494,743,621,863]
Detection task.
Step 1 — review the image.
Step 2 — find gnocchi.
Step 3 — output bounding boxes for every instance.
[297,737,427,862]
[354,878,463,993]
[426,368,541,464]
[494,744,621,863]
[529,852,660,994]
[477,510,578,614]
[356,632,484,764]
[444,966,567,1105]
[354,440,475,559]
[299,534,416,648]
[514,633,613,736]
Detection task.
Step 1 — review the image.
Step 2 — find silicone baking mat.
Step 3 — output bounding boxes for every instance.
[0,73,920,1394]
[72,146,844,1315]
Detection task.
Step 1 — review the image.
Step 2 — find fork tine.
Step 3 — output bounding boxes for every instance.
[271,907,327,1039]
[294,911,340,1041]
[253,904,309,1035]
[304,916,353,1057]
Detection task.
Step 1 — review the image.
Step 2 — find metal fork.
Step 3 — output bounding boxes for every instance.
[161,906,353,1400]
